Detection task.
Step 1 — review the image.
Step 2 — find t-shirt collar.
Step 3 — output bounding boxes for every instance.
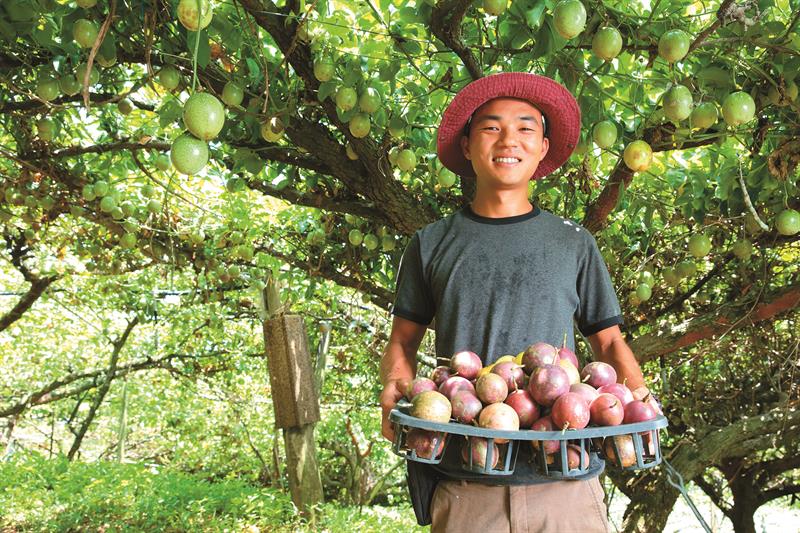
[463,203,541,225]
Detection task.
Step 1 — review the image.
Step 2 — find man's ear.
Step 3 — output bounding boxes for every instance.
[540,136,550,161]
[460,135,471,160]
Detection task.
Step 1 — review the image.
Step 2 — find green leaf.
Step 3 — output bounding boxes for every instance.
[524,0,548,30]
[696,66,730,88]
[398,7,421,23]
[246,58,262,87]
[0,19,17,42]
[530,22,554,60]
[342,66,362,87]
[317,81,336,102]
[379,61,401,81]
[158,99,183,129]
[187,30,211,69]
[614,182,626,211]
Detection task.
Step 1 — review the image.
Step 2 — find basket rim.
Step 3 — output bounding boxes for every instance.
[390,407,668,440]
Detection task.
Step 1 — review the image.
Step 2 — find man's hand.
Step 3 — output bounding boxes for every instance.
[380,378,409,442]
[632,385,663,415]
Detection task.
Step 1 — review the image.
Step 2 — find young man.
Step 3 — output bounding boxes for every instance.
[379,73,658,532]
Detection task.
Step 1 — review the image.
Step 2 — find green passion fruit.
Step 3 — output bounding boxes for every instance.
[623,140,653,172]
[335,87,357,111]
[183,92,225,141]
[260,117,285,142]
[73,19,99,48]
[688,233,712,258]
[221,82,244,107]
[358,87,381,113]
[553,0,587,40]
[157,66,181,90]
[482,0,508,16]
[592,27,623,61]
[170,134,209,175]
[348,228,363,246]
[59,76,81,96]
[396,149,417,172]
[731,239,753,260]
[36,118,56,141]
[663,85,693,122]
[658,29,691,63]
[690,102,718,130]
[592,120,617,149]
[349,113,371,138]
[313,58,335,82]
[76,63,100,86]
[36,77,59,101]
[722,91,756,127]
[177,0,213,31]
[776,208,800,236]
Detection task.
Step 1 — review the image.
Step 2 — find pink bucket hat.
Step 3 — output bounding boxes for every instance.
[437,72,581,180]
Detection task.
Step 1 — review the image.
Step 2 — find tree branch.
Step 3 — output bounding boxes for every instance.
[32,140,170,159]
[693,473,732,515]
[245,178,389,223]
[430,0,483,80]
[687,0,737,55]
[259,244,394,309]
[247,145,334,174]
[761,484,800,503]
[0,350,231,418]
[0,233,60,333]
[0,276,58,334]
[618,403,800,532]
[0,92,155,114]
[583,0,741,234]
[630,280,800,363]
[236,0,437,235]
[67,316,138,460]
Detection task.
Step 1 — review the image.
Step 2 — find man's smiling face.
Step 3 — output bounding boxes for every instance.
[460,97,550,191]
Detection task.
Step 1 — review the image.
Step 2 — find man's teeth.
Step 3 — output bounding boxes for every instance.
[494,157,520,163]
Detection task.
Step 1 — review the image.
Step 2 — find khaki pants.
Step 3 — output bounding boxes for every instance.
[430,477,609,533]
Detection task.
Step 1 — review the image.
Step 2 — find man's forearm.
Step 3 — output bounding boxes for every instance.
[594,337,646,392]
[380,341,418,386]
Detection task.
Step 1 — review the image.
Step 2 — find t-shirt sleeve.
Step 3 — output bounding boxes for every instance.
[575,233,624,336]
[391,232,435,326]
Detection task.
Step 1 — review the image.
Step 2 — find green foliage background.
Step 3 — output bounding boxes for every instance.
[0,0,799,530]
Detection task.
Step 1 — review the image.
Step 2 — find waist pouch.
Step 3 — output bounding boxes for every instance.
[406,460,441,526]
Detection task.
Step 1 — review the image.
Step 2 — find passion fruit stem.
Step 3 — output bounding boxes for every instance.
[190,7,201,92]
[738,161,769,231]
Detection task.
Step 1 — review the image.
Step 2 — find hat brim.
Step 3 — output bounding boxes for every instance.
[437,73,581,180]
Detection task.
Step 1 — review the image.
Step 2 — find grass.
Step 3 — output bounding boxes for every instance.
[0,451,425,532]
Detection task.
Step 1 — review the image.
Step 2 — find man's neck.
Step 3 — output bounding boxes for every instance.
[470,189,534,218]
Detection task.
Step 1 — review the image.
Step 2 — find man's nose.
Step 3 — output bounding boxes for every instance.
[497,129,520,146]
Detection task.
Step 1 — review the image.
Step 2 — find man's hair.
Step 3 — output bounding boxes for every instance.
[462,101,548,138]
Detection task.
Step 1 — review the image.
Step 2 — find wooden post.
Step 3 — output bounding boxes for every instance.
[261,275,324,518]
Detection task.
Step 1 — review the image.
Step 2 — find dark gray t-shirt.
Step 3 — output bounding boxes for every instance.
[391,203,623,484]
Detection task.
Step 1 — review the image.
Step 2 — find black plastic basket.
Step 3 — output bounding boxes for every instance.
[390,404,668,479]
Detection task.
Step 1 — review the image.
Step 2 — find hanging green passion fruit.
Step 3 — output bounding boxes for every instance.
[182,92,225,141]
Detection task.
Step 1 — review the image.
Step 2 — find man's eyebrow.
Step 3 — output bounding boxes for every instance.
[473,114,542,126]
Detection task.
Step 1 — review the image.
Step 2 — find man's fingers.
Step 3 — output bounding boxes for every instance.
[381,406,396,442]
[382,418,396,443]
